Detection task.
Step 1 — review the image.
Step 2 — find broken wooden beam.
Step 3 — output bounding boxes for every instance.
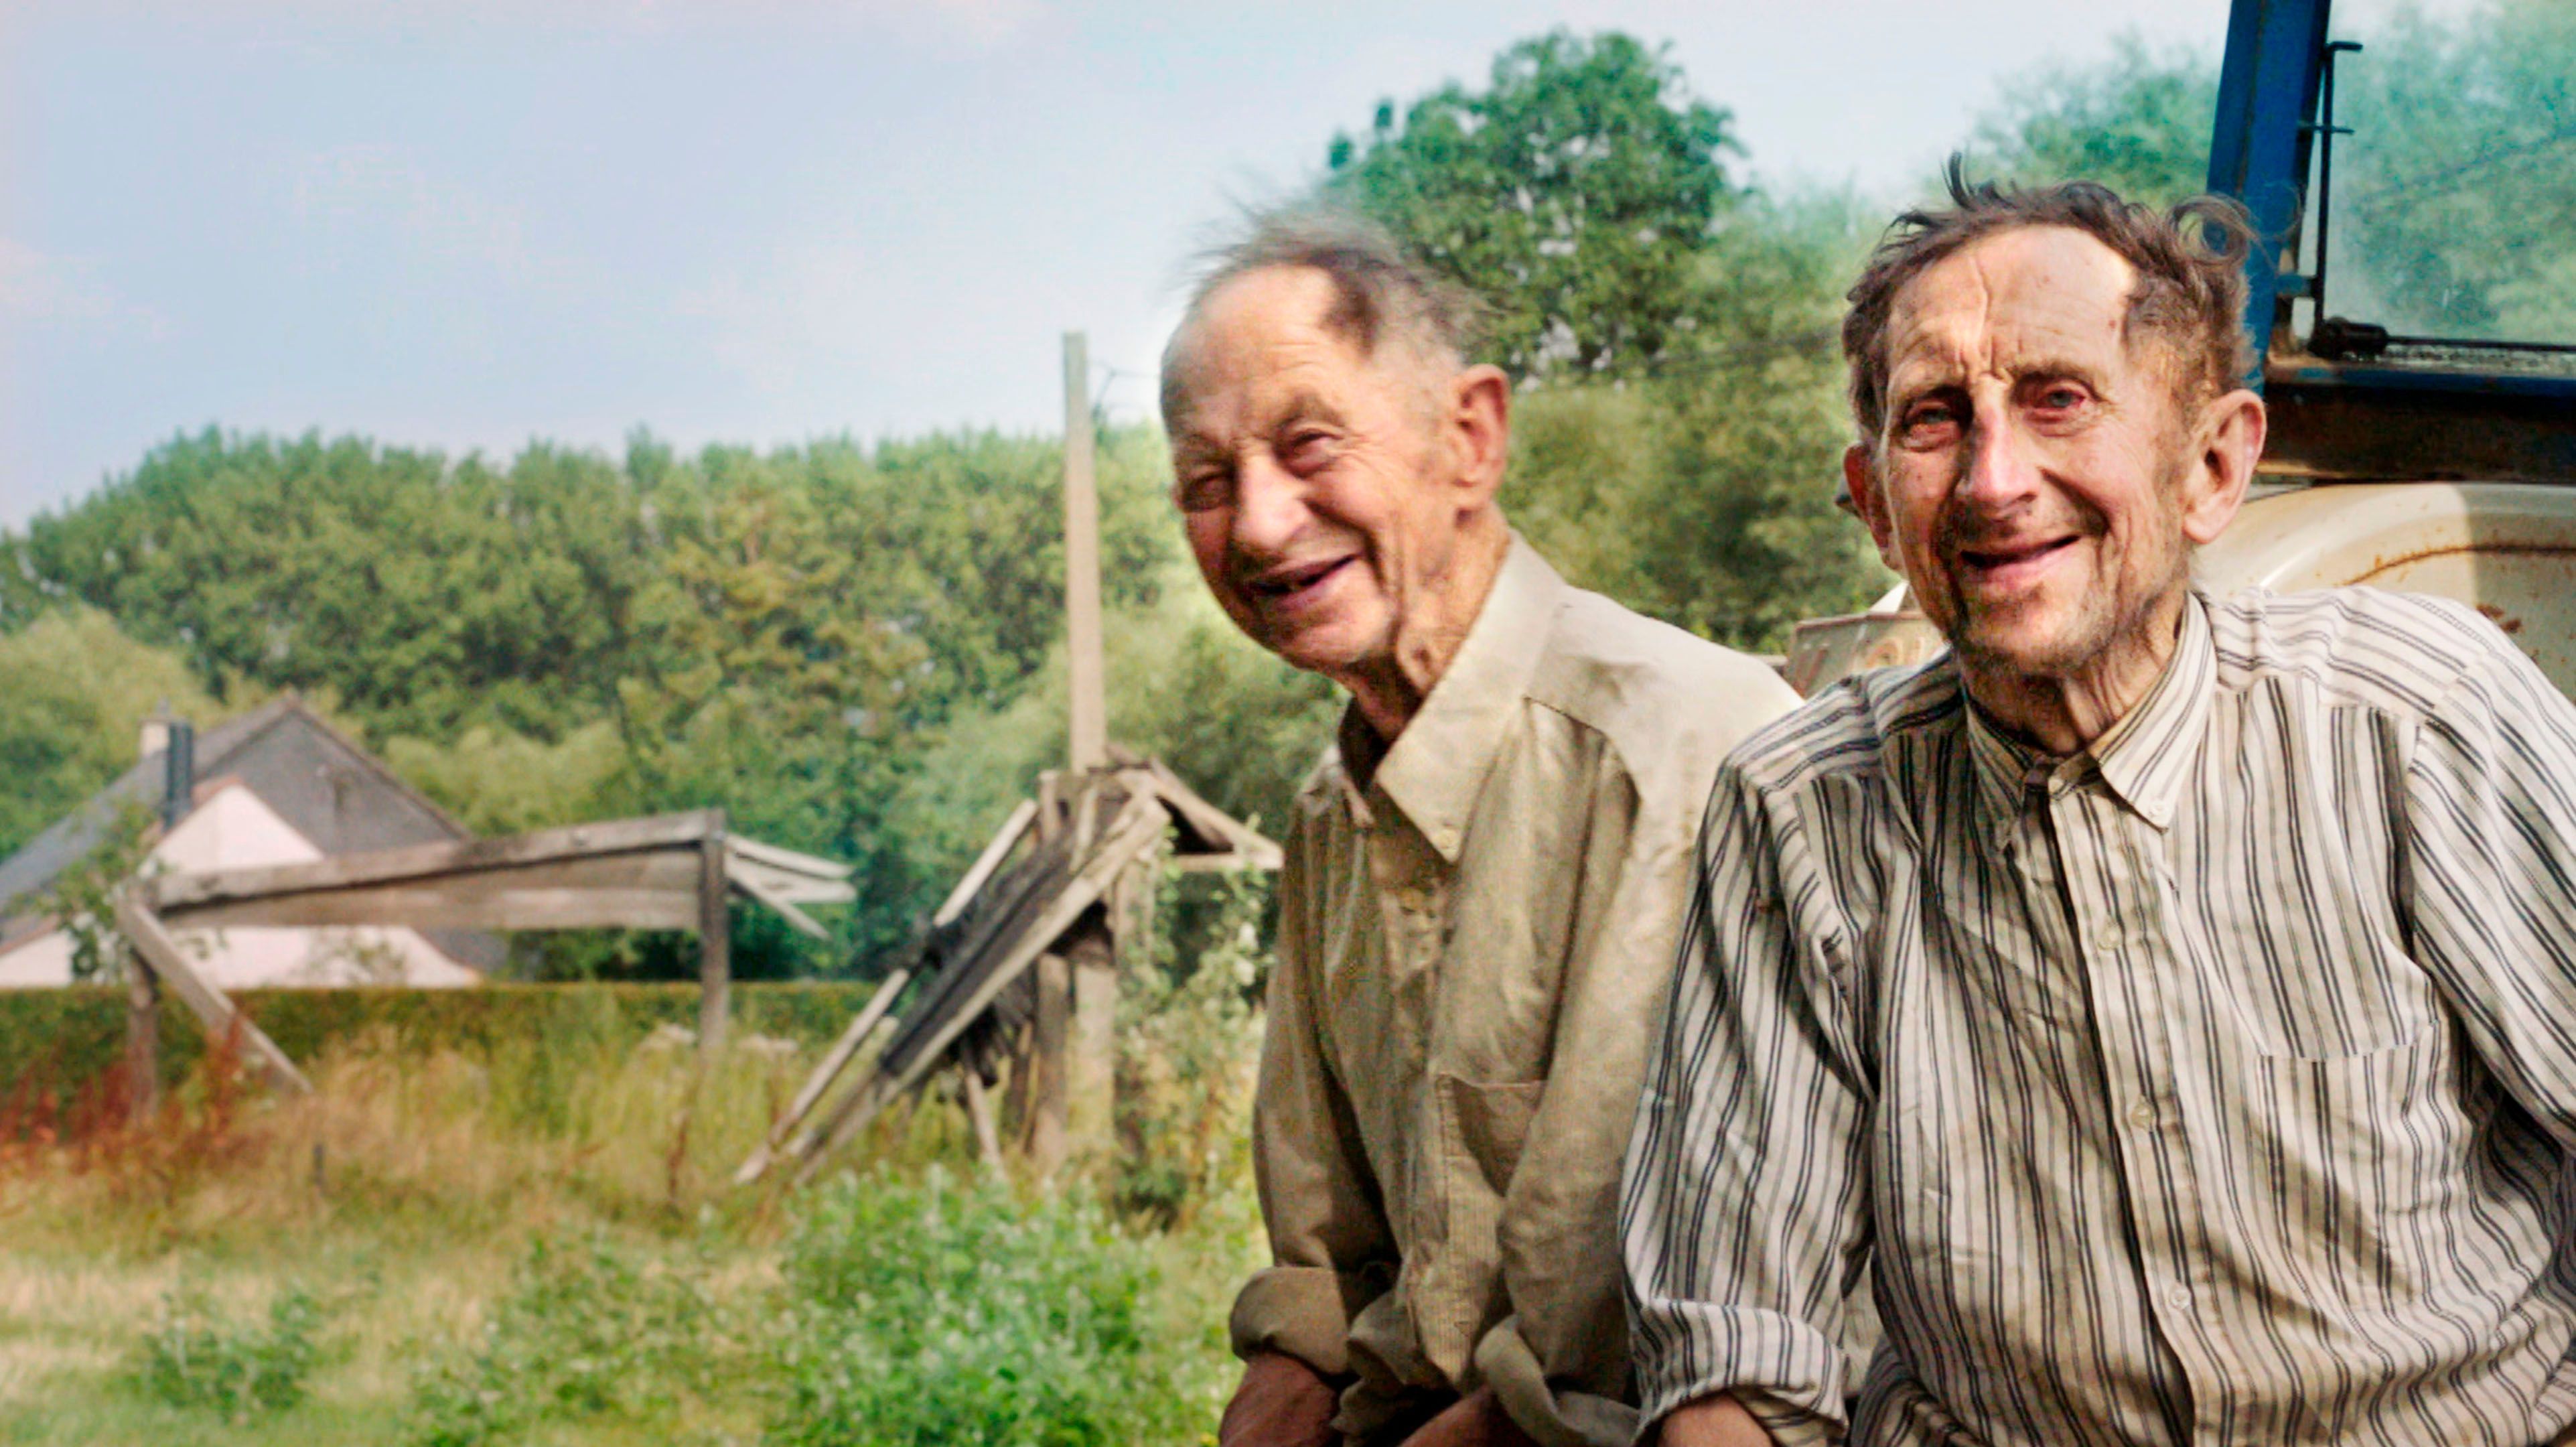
[934,799,1037,928]
[789,789,1167,1184]
[113,888,312,1097]
[137,811,852,942]
[733,965,912,1186]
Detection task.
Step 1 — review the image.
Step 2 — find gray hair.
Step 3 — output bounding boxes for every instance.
[1843,159,2257,445]
[1161,202,1484,427]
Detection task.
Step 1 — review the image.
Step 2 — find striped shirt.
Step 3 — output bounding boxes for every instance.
[1622,587,2576,1447]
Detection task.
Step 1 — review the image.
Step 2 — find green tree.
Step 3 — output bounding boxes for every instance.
[1,430,654,744]
[1950,2,2576,347]
[1962,33,2217,208]
[1327,30,1745,381]
[0,609,232,857]
[2325,0,2576,341]
[1501,189,1893,652]
[1320,28,1889,651]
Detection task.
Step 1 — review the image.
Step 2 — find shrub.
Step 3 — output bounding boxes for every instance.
[405,1229,736,1446]
[132,1279,323,1422]
[771,1166,1228,1447]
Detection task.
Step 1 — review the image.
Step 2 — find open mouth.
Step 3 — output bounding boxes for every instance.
[1958,535,2077,584]
[1244,555,1353,607]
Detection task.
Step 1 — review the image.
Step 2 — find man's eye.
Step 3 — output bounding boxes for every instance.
[2031,384,2089,413]
[1281,430,1336,470]
[1175,469,1230,512]
[1898,403,1961,443]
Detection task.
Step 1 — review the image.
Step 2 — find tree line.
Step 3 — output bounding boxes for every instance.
[5,3,2565,980]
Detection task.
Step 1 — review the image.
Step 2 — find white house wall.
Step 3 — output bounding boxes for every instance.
[0,782,482,990]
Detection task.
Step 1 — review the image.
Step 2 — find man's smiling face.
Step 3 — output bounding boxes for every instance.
[1163,265,1462,687]
[1852,224,2204,685]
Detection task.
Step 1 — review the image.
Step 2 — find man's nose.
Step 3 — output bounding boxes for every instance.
[1231,454,1307,553]
[1958,413,2040,513]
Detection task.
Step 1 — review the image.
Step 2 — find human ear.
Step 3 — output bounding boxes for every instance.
[1446,364,1512,505]
[2180,389,2266,546]
[1843,443,1901,568]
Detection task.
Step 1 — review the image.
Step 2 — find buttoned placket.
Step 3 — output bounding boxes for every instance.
[1364,815,1448,957]
[1358,784,1457,1069]
[2044,764,2252,1442]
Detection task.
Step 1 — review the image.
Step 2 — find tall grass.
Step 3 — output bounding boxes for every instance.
[0,971,1265,1446]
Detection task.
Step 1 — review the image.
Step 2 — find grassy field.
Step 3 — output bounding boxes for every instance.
[0,1020,1259,1446]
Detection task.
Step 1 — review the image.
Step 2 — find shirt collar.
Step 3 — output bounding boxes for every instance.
[1338,535,1561,863]
[2087,591,2215,832]
[1962,590,2216,845]
[1962,687,2049,848]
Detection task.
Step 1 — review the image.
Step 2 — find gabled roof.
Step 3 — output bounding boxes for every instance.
[0,696,471,922]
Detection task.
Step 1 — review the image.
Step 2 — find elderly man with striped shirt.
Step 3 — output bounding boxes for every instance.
[1623,171,2576,1447]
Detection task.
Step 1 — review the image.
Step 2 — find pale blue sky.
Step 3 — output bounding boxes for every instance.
[0,0,2301,527]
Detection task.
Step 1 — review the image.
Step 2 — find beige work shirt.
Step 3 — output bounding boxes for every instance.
[1231,539,1800,1446]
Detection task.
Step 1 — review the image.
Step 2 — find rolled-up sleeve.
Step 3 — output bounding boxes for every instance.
[1231,816,1398,1375]
[1620,764,1873,1445]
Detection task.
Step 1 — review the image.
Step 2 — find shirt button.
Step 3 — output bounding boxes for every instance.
[2162,1283,2192,1313]
[2128,1102,2157,1129]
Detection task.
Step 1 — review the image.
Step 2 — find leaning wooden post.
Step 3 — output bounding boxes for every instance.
[698,809,731,1060]
[1065,908,1117,1160]
[115,888,311,1097]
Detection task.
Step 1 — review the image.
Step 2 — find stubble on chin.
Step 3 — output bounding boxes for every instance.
[1942,539,2193,705]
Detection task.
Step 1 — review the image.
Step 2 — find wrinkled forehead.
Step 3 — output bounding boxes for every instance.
[1883,226,2143,384]
[1162,267,1386,433]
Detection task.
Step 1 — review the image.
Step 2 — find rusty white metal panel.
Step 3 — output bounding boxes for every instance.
[2198,482,2576,699]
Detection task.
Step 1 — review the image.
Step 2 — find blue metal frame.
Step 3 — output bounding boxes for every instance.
[2206,0,2576,410]
[2206,0,2334,379]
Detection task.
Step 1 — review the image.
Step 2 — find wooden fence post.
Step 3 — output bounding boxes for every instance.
[1065,911,1117,1162]
[1029,950,1072,1174]
[1064,330,1105,774]
[699,811,730,1060]
[124,949,160,1116]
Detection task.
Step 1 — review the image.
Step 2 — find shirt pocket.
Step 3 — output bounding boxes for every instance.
[2241,1021,2485,1307]
[2188,901,2446,1063]
[1427,1075,1545,1371]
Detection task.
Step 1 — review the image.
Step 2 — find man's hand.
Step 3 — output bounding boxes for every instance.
[1220,1351,1346,1447]
[1396,1386,1540,1447]
[1658,1393,1775,1446]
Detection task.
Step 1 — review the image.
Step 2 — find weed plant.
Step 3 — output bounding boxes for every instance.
[131,1280,324,1422]
[1115,868,1266,1226]
[403,1229,753,1446]
[770,1164,1236,1447]
[0,898,1271,1446]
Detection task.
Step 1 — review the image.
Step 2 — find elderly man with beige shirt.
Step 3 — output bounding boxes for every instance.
[1159,204,1799,1447]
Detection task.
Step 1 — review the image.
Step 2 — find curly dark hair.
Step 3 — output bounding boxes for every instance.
[1841,158,2259,445]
